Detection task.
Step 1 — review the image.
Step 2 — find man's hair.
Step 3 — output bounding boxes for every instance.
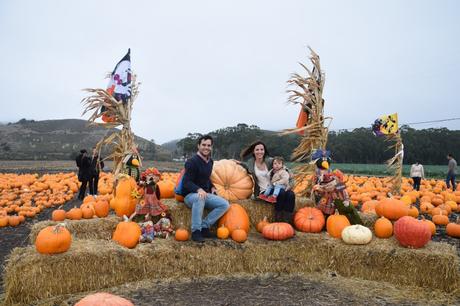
[80,149,87,154]
[197,135,213,145]
[448,153,453,157]
[273,156,284,165]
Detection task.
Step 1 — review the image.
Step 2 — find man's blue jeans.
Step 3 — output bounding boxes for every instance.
[184,193,229,232]
[446,173,456,190]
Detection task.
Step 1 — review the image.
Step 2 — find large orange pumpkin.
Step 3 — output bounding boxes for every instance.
[112,217,141,249]
[35,224,72,255]
[94,200,110,218]
[218,203,249,234]
[294,207,325,233]
[262,222,295,240]
[375,198,409,220]
[211,159,253,200]
[394,216,431,248]
[75,292,134,306]
[157,180,175,199]
[326,212,350,238]
[446,218,460,238]
[112,176,138,217]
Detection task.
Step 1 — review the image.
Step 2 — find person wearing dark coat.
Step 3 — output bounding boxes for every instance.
[89,148,104,195]
[76,149,91,200]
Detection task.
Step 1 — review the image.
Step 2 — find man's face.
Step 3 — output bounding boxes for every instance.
[198,139,212,157]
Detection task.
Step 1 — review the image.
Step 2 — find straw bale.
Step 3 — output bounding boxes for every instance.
[29,216,120,244]
[3,232,459,305]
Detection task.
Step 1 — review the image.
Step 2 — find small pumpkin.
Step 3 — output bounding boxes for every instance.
[326,212,350,238]
[341,225,372,245]
[175,228,189,241]
[446,217,460,238]
[374,216,393,238]
[257,216,270,233]
[81,203,95,219]
[8,216,20,227]
[432,211,449,226]
[52,207,66,221]
[112,216,141,249]
[94,200,110,218]
[394,216,431,248]
[75,292,134,306]
[66,207,82,220]
[262,222,295,241]
[231,228,248,243]
[294,207,325,233]
[217,224,230,239]
[35,223,72,254]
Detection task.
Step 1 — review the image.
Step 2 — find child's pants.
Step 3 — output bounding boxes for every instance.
[263,184,285,197]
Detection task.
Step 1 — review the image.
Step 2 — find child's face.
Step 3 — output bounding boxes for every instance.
[273,160,283,171]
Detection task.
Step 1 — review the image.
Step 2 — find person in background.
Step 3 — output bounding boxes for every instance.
[447,154,457,190]
[76,149,91,200]
[89,148,104,196]
[410,161,424,191]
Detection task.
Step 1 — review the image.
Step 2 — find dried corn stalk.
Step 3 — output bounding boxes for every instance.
[385,132,403,195]
[282,47,331,196]
[81,74,141,177]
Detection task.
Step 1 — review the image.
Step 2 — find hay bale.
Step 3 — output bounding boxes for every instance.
[4,233,459,305]
[29,216,120,244]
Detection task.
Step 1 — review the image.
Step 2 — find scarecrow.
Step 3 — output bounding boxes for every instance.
[312,149,362,225]
[121,150,141,182]
[130,167,168,223]
[153,212,175,239]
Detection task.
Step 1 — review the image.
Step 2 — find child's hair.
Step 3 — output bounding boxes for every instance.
[272,156,284,165]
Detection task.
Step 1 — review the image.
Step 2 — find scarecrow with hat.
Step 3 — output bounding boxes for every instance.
[312,149,362,224]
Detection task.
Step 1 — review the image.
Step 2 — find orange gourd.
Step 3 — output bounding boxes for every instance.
[231,228,248,243]
[175,228,190,241]
[217,224,230,239]
[112,176,138,217]
[375,198,409,220]
[257,216,270,233]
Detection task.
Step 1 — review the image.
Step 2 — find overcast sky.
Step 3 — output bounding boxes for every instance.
[0,0,459,144]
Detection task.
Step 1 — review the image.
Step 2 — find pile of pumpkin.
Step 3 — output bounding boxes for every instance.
[51,195,111,221]
[0,173,80,227]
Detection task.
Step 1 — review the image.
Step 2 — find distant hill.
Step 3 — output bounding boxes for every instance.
[161,139,180,153]
[0,119,172,160]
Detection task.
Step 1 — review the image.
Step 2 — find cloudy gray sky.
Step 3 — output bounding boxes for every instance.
[1,0,459,144]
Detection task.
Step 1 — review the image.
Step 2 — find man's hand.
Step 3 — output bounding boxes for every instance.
[197,188,207,200]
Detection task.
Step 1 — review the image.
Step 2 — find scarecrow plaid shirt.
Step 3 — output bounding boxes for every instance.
[315,180,349,216]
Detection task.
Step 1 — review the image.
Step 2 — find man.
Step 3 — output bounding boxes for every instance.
[447,154,457,190]
[182,135,229,242]
[76,149,91,200]
[89,148,104,195]
[410,161,424,191]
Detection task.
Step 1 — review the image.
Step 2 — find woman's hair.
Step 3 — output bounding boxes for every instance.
[240,141,270,160]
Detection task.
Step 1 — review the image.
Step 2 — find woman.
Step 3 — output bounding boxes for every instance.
[236,141,296,223]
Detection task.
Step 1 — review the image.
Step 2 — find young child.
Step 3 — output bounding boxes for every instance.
[259,156,290,203]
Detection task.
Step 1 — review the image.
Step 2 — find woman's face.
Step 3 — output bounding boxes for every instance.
[253,144,265,160]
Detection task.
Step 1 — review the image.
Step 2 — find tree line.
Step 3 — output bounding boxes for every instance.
[175,124,460,165]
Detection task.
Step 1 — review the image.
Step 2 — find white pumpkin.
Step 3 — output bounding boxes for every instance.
[341,225,372,245]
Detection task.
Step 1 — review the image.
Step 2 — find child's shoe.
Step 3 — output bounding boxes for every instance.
[258,194,268,201]
[266,195,277,203]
